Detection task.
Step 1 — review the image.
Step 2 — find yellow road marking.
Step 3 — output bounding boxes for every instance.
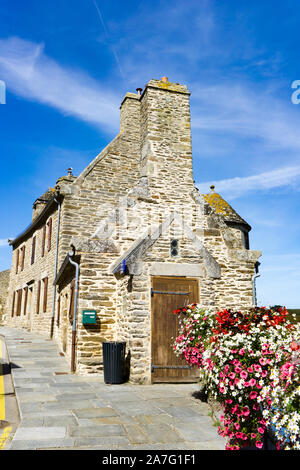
[0,426,12,450]
[0,339,5,422]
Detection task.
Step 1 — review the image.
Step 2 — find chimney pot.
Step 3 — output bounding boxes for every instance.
[161,76,168,83]
[136,87,143,95]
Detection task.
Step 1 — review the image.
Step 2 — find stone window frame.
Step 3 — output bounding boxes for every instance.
[16,289,22,316]
[170,239,179,257]
[31,236,36,265]
[23,286,28,315]
[36,280,41,314]
[11,291,15,317]
[41,225,46,257]
[47,217,52,252]
[20,245,26,271]
[42,277,48,313]
[15,249,19,274]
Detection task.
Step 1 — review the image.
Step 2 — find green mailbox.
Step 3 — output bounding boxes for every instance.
[82,310,97,325]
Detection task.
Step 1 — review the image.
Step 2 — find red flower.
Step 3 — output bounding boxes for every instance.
[291,341,299,351]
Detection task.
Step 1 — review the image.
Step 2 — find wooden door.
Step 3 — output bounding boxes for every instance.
[151,276,199,383]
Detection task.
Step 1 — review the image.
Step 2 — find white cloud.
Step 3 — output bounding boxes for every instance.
[0,37,120,131]
[196,165,300,198]
[0,239,9,247]
[190,81,300,154]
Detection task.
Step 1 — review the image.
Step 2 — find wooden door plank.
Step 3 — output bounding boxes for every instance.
[151,276,199,383]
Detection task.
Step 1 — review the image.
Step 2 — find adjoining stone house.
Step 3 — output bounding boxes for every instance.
[0,269,10,323]
[4,77,261,383]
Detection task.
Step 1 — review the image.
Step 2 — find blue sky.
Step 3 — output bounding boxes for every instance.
[0,0,299,307]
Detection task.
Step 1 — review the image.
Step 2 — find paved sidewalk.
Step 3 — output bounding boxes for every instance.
[0,326,226,450]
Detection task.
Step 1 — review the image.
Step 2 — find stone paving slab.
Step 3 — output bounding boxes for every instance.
[0,326,227,450]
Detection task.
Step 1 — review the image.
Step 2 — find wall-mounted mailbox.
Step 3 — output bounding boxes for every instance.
[82,310,97,325]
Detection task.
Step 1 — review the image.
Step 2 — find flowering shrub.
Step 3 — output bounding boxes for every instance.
[262,340,300,449]
[173,305,300,450]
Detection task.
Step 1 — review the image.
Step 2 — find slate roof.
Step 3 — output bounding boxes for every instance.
[202,189,251,230]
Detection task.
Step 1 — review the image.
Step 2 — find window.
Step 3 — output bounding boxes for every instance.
[23,286,28,315]
[15,249,19,274]
[36,280,41,314]
[20,245,26,271]
[16,289,22,316]
[43,277,48,313]
[41,225,46,257]
[170,239,179,257]
[31,236,36,265]
[11,291,15,317]
[47,217,52,252]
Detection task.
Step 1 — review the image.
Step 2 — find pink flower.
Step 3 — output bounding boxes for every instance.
[249,391,257,399]
[259,358,266,366]
[249,378,256,387]
[241,406,250,417]
[258,427,265,434]
[247,366,254,373]
[235,366,242,374]
[240,370,248,379]
[254,364,262,373]
[228,372,236,380]
[239,348,245,356]
[234,423,240,430]
[251,433,256,439]
[255,441,263,449]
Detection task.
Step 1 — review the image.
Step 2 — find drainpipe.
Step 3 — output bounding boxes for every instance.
[252,262,260,307]
[50,195,62,338]
[68,245,79,373]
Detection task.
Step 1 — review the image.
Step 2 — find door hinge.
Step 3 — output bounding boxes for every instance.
[151,364,192,373]
[151,288,191,297]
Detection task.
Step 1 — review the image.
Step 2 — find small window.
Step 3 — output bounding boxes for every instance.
[23,286,28,315]
[43,277,48,313]
[41,225,46,257]
[16,289,22,316]
[36,280,41,314]
[15,249,19,274]
[20,245,26,271]
[170,239,179,257]
[31,236,36,265]
[11,291,16,317]
[47,217,52,252]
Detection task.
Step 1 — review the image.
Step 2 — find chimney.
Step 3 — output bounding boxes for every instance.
[120,90,141,138]
[138,78,194,201]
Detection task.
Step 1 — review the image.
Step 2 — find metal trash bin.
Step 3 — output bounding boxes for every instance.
[102,341,126,384]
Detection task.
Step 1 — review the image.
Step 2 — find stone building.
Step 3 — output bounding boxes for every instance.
[4,77,261,383]
[0,269,10,323]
